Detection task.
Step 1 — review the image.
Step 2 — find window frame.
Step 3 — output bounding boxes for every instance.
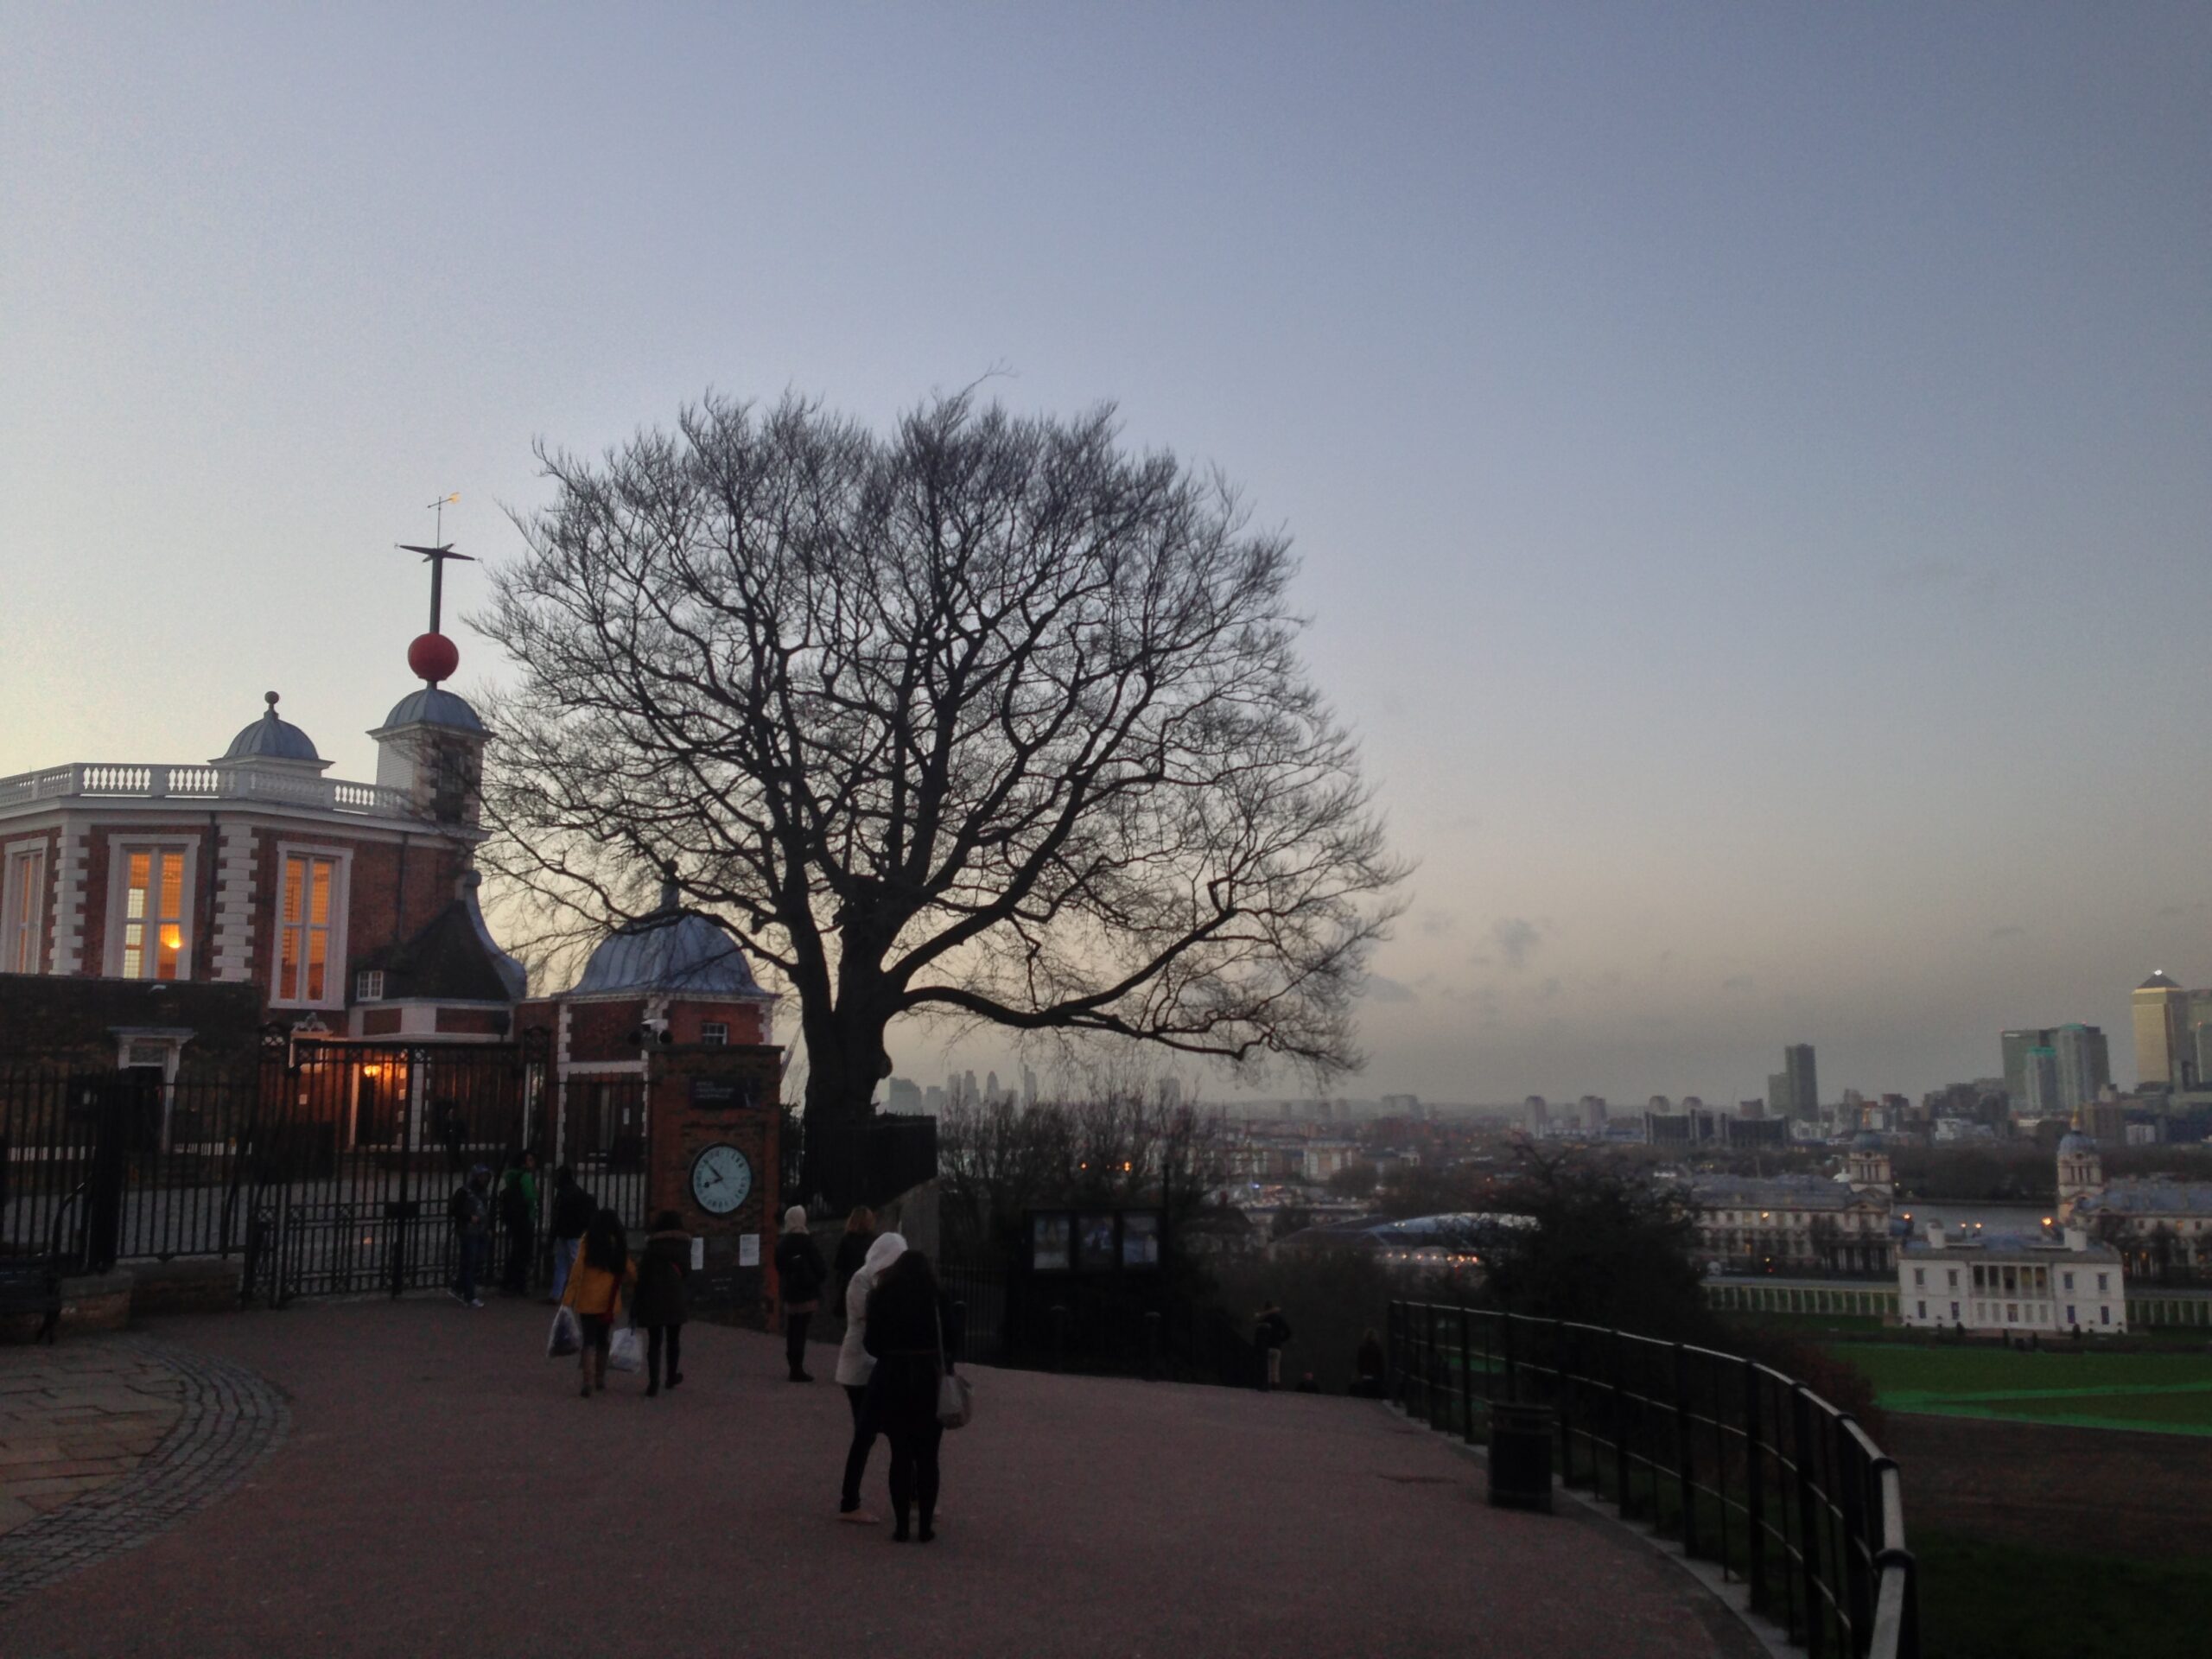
[269,842,353,1010]
[3,837,49,975]
[699,1020,730,1047]
[103,836,200,982]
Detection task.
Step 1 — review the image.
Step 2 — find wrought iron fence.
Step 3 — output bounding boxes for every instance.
[1387,1300,1917,1659]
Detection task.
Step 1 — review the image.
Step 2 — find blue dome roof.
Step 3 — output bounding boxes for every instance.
[1851,1129,1884,1151]
[379,687,486,734]
[2059,1131,2097,1155]
[573,894,763,997]
[221,694,321,764]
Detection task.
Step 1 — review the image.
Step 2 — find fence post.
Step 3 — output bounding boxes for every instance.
[1424,1302,1440,1426]
[1675,1341,1698,1556]
[1144,1310,1161,1381]
[1745,1359,1767,1615]
[1553,1319,1571,1484]
[1388,1301,1403,1405]
[1459,1304,1475,1443]
[1792,1383,1826,1659]
[1611,1327,1630,1513]
[1838,1437,1875,1654]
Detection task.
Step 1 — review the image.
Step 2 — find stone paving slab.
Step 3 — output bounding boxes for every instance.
[0,1345,188,1531]
[5,1300,1757,1658]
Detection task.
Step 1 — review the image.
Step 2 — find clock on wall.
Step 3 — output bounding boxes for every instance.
[690,1143,753,1217]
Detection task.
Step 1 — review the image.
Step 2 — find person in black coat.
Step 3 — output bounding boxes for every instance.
[773,1206,827,1382]
[632,1211,690,1397]
[861,1249,963,1543]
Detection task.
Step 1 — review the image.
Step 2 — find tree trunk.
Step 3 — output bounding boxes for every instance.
[797,1002,891,1208]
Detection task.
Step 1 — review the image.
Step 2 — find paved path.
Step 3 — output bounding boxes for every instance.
[5,1300,1757,1658]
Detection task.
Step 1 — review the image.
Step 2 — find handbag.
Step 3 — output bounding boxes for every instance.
[935,1302,972,1429]
[607,1323,645,1374]
[547,1305,582,1359]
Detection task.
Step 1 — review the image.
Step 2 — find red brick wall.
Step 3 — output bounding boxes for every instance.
[665,999,768,1046]
[563,999,643,1063]
[644,1045,783,1325]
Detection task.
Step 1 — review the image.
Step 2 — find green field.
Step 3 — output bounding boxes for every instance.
[1915,1529,2212,1659]
[1830,1342,2212,1434]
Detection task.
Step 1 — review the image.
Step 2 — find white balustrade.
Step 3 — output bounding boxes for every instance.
[0,760,418,820]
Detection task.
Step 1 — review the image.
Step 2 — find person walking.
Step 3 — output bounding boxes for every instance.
[831,1205,876,1319]
[1352,1326,1386,1398]
[632,1210,690,1397]
[498,1150,540,1295]
[832,1230,906,1524]
[1254,1301,1292,1392]
[862,1248,963,1543]
[774,1206,827,1382]
[558,1208,635,1397]
[548,1166,593,1304]
[447,1164,492,1307]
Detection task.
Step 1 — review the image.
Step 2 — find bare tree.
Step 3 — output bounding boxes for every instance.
[476,391,1403,1176]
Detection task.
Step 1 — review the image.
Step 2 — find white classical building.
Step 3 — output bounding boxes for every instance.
[1687,1133,1898,1274]
[1896,1222,2126,1335]
[2053,1131,2212,1278]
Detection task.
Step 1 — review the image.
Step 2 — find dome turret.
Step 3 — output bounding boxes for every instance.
[572,876,766,997]
[214,692,328,771]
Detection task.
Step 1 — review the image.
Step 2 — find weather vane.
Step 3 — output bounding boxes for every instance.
[397,492,473,635]
[397,493,471,685]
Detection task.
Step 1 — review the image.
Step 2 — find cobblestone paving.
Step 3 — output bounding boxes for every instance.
[0,1337,288,1610]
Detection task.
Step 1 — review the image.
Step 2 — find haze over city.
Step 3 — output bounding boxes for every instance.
[4,6,2207,1103]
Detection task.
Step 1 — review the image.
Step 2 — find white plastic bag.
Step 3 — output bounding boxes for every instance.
[607,1325,644,1373]
[548,1306,582,1359]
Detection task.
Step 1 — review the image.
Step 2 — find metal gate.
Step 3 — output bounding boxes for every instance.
[247,1033,552,1305]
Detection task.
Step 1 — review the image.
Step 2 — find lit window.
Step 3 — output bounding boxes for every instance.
[3,844,45,974]
[120,849,188,980]
[700,1020,729,1047]
[276,853,340,1002]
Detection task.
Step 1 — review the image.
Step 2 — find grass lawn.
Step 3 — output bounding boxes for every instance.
[1829,1342,2212,1433]
[1916,1528,2212,1659]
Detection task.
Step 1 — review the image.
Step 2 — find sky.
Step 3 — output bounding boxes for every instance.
[3,5,2208,1105]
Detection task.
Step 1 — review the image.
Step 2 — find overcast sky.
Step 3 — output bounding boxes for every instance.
[4,5,2207,1104]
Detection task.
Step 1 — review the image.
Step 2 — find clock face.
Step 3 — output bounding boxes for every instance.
[690,1143,753,1217]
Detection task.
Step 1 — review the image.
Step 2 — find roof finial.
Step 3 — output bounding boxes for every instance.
[265,690,280,712]
[658,860,680,912]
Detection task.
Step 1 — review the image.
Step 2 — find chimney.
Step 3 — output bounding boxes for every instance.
[2064,1226,2088,1252]
[1924,1221,1945,1248]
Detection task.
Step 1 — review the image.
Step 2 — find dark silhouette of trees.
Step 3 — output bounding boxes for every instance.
[476,391,1404,1185]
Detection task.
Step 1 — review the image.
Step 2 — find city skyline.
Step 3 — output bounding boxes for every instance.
[4,9,2207,1108]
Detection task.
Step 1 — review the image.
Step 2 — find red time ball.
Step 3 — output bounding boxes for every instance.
[408,632,461,684]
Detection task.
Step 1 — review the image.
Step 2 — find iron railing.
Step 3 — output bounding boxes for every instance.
[1388,1300,1917,1659]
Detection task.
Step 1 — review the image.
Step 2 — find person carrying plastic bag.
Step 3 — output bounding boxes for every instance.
[557,1208,636,1397]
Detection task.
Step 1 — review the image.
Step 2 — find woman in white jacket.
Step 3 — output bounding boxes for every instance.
[835,1230,906,1523]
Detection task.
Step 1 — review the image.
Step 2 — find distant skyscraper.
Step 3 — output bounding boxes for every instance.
[924,1084,946,1115]
[2052,1025,2111,1116]
[2022,1046,2062,1116]
[1021,1063,1039,1106]
[1784,1044,1819,1122]
[1766,1072,1789,1117]
[887,1077,923,1115]
[962,1069,979,1106]
[2000,1028,2057,1106]
[986,1070,1001,1103]
[2133,973,2187,1088]
[1580,1096,1608,1132]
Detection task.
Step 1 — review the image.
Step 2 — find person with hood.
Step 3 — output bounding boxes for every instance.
[447,1164,492,1307]
[548,1166,594,1304]
[862,1248,963,1543]
[498,1149,540,1295]
[558,1208,635,1397]
[632,1210,690,1397]
[772,1205,827,1382]
[832,1230,905,1524]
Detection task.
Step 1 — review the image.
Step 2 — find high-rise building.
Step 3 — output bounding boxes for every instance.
[2022,1046,2062,1116]
[1021,1063,1039,1106]
[886,1076,924,1114]
[2183,993,2212,1092]
[2133,973,2188,1089]
[2052,1025,2112,1116]
[1766,1072,1790,1117]
[1784,1044,1819,1122]
[985,1069,1001,1103]
[1580,1096,1608,1132]
[2001,1028,2057,1106]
